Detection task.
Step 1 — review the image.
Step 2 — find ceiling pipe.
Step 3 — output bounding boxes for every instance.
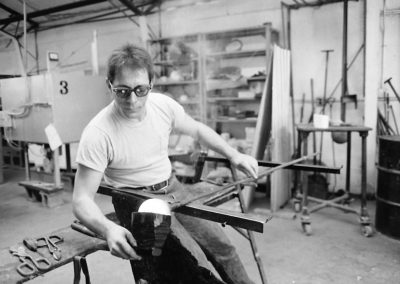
[0,0,108,26]
[0,2,38,27]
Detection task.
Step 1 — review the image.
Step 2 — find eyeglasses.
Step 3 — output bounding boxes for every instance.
[108,81,152,98]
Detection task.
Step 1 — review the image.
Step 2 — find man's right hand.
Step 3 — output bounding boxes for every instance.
[105,223,142,260]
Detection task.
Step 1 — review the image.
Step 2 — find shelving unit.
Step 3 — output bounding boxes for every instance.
[203,24,277,142]
[147,34,205,122]
[148,25,278,151]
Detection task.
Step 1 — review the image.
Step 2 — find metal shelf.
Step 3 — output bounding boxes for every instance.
[247,76,266,82]
[205,26,266,40]
[179,100,200,105]
[207,117,257,123]
[207,97,259,102]
[154,80,199,86]
[206,49,266,59]
[154,58,199,66]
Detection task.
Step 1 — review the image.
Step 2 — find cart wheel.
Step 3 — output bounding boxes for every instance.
[294,201,301,213]
[361,225,373,237]
[302,223,312,236]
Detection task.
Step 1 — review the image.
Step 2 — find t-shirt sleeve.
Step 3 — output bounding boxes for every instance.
[164,95,187,131]
[76,125,111,173]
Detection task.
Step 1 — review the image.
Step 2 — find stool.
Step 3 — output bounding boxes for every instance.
[19,180,64,208]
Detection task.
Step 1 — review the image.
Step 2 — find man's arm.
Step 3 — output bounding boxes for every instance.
[72,164,141,260]
[177,114,258,178]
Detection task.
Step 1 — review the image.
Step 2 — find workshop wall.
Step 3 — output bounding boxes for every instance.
[381,1,400,120]
[26,22,144,75]
[290,2,365,194]
[152,0,282,36]
[11,0,399,195]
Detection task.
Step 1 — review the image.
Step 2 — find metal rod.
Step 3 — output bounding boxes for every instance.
[389,105,399,134]
[345,132,351,193]
[197,155,341,174]
[23,0,27,70]
[319,49,333,163]
[230,166,268,284]
[172,153,319,210]
[341,0,349,121]
[300,93,305,123]
[310,79,317,165]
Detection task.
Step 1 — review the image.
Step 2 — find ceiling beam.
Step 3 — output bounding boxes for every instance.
[144,0,160,14]
[288,0,358,9]
[0,0,109,26]
[118,0,143,16]
[0,2,38,27]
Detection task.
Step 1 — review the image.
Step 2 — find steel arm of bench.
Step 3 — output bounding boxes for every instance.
[98,185,270,233]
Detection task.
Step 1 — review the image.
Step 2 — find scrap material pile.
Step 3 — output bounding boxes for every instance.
[378,77,400,136]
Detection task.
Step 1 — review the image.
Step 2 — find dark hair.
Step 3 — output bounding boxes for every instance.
[106,44,154,83]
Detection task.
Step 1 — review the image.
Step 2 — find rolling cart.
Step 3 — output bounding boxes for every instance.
[293,123,374,237]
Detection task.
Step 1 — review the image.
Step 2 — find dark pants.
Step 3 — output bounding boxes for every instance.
[112,176,255,284]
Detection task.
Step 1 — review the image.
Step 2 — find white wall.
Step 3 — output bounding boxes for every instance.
[2,0,399,195]
[290,2,366,194]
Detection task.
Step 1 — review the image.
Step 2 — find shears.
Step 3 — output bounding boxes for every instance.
[9,246,51,276]
[36,235,63,261]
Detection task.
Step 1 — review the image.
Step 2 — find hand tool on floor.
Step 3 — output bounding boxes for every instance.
[9,245,51,276]
[171,153,319,210]
[36,235,63,261]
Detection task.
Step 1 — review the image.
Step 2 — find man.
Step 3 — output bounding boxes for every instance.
[72,43,258,284]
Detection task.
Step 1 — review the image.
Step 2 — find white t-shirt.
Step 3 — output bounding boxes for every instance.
[76,92,186,188]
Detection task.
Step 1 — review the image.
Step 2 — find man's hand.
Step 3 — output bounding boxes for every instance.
[230,152,259,179]
[105,223,142,260]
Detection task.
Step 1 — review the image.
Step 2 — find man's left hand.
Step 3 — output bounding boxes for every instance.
[230,153,258,179]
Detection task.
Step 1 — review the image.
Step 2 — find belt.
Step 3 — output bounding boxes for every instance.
[137,180,169,192]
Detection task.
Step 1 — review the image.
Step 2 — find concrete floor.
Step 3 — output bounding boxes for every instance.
[1,167,400,284]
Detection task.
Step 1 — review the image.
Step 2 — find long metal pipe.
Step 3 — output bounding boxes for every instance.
[172,153,319,210]
[23,0,27,70]
[341,0,349,121]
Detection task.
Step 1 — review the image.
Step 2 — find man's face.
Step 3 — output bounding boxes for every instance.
[111,67,151,119]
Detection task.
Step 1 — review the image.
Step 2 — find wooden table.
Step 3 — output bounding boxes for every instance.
[0,214,115,283]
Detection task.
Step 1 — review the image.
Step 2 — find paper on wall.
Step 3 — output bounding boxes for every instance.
[44,123,63,150]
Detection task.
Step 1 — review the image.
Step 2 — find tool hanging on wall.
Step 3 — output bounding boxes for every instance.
[378,77,400,136]
[384,77,400,104]
[320,44,363,113]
